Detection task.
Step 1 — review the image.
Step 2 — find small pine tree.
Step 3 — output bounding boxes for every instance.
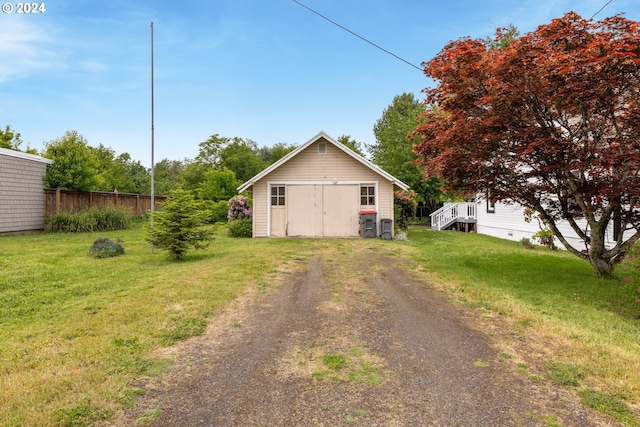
[147,188,214,259]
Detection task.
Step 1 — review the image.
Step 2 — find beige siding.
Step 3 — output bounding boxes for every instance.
[250,138,396,237]
[0,152,50,233]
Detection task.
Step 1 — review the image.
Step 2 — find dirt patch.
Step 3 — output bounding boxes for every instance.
[107,243,619,426]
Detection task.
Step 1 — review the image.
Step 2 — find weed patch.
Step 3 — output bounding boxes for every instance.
[578,389,639,426]
[544,360,584,387]
[158,316,207,346]
[55,399,111,427]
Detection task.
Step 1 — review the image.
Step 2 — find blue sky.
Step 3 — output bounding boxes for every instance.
[2,0,639,166]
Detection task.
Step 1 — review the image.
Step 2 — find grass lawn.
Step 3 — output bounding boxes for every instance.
[1,224,639,426]
[0,223,317,426]
[404,226,640,426]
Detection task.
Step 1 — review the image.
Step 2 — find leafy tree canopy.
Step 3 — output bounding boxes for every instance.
[0,125,37,153]
[413,13,640,276]
[219,138,266,184]
[257,142,296,164]
[43,130,99,191]
[337,134,366,157]
[197,167,239,201]
[370,92,444,215]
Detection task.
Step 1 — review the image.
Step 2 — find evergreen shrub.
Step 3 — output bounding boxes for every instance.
[147,188,214,259]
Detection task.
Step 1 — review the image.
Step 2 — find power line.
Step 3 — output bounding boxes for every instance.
[590,0,613,19]
[291,0,423,72]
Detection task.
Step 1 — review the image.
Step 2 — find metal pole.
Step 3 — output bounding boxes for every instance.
[150,21,155,254]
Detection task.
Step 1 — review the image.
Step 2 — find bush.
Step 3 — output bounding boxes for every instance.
[227,218,252,238]
[227,195,252,221]
[198,200,230,224]
[147,188,214,259]
[227,195,252,237]
[46,206,132,232]
[89,237,125,258]
[394,190,417,231]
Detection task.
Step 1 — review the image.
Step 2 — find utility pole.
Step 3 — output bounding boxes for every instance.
[150,21,155,254]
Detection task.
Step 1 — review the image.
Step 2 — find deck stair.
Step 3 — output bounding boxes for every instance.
[430,202,477,231]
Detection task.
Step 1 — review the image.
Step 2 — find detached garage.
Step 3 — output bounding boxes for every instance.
[238,132,409,238]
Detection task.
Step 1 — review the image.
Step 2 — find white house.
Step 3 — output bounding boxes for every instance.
[431,198,625,250]
[0,148,53,233]
[238,131,409,238]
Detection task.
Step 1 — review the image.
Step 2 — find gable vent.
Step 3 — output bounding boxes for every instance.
[318,141,327,154]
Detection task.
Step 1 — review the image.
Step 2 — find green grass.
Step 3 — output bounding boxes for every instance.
[2,225,640,425]
[0,223,316,427]
[405,226,640,425]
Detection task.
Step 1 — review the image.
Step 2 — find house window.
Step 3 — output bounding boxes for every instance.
[360,186,375,206]
[318,141,327,154]
[271,186,285,206]
[486,191,496,213]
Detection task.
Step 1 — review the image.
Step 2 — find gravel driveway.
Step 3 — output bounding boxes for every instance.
[109,243,615,426]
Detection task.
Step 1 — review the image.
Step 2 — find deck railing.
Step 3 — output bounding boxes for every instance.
[430,202,477,230]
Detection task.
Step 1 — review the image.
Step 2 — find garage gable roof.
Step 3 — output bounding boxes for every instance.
[238,131,409,192]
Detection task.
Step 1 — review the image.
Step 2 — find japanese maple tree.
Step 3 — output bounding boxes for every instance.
[413,12,640,276]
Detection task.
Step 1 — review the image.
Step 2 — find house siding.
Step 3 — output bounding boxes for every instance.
[0,149,51,233]
[251,138,396,237]
[476,199,630,249]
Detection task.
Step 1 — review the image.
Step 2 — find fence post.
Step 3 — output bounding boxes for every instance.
[55,188,60,215]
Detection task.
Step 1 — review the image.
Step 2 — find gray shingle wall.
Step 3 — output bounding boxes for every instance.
[0,153,49,233]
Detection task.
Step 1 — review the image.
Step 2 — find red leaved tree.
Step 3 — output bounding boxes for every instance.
[413,12,640,277]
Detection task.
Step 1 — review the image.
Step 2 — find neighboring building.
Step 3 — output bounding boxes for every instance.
[0,148,53,233]
[238,131,409,238]
[431,198,626,250]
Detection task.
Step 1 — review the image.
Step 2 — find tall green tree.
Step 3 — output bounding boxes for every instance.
[195,134,228,166]
[337,135,366,157]
[257,142,296,164]
[197,167,239,201]
[181,160,212,193]
[219,138,266,183]
[370,93,443,215]
[0,125,37,153]
[92,144,151,194]
[154,158,186,196]
[0,125,23,150]
[43,130,99,191]
[113,153,151,194]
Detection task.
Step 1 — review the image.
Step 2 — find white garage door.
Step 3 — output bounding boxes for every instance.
[286,184,359,237]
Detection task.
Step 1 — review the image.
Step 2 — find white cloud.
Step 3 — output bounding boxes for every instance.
[0,18,64,82]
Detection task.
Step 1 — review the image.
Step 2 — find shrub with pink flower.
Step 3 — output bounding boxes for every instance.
[227,195,252,238]
[227,195,252,221]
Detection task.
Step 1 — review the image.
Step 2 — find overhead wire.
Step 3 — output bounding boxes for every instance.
[291,0,423,72]
[292,0,616,71]
[590,0,614,19]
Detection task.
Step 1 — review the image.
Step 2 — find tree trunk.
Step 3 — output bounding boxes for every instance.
[589,256,614,278]
[588,225,614,278]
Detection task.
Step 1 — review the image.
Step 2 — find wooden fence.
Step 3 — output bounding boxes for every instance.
[44,189,166,216]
